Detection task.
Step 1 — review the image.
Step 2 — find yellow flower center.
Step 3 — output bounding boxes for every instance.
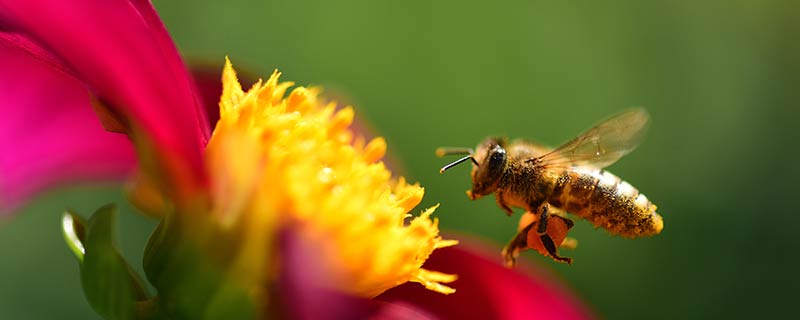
[205,58,457,298]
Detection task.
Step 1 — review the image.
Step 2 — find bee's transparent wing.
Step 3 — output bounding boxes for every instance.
[534,109,650,170]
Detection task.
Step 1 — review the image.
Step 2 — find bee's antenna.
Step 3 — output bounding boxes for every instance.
[436,147,478,173]
[435,147,474,157]
[439,155,478,173]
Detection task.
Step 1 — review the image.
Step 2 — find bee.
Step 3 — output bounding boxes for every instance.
[437,109,664,266]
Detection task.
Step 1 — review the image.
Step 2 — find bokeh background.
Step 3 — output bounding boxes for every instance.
[2,0,798,318]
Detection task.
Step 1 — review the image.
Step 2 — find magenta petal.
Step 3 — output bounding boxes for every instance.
[277,229,437,320]
[189,67,224,131]
[0,33,136,215]
[0,0,209,194]
[190,62,261,130]
[376,243,595,320]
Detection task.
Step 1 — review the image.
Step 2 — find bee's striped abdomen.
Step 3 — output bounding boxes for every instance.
[548,169,663,237]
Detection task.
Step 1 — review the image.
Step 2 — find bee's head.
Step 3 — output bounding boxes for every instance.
[468,137,508,199]
[436,137,508,200]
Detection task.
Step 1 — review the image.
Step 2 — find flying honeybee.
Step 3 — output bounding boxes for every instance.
[437,109,664,266]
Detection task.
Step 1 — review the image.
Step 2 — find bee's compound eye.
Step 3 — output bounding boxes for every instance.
[488,145,507,172]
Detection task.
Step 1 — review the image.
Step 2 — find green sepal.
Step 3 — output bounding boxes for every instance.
[66,204,150,320]
[142,211,176,287]
[143,215,257,319]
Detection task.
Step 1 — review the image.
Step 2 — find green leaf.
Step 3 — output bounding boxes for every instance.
[78,204,149,320]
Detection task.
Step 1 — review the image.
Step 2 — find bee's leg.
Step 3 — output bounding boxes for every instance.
[536,204,550,235]
[502,221,534,268]
[495,189,514,215]
[536,204,573,264]
[538,209,576,235]
[540,234,573,264]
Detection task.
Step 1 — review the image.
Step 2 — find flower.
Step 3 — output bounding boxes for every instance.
[1,0,593,319]
[284,240,593,320]
[207,59,458,297]
[0,31,136,212]
[377,244,593,319]
[0,0,209,214]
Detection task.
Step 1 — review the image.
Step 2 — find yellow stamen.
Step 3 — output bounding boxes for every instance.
[206,57,457,297]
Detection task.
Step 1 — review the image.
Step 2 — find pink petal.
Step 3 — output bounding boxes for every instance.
[190,62,265,130]
[277,229,437,319]
[0,0,210,198]
[0,32,136,215]
[189,64,253,130]
[189,67,224,131]
[376,241,595,320]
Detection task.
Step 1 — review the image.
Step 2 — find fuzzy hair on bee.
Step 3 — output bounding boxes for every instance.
[437,109,664,266]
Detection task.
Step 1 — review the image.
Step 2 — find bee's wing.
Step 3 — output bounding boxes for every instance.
[533,109,650,170]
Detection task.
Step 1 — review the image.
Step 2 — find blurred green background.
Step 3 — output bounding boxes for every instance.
[2,0,798,318]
